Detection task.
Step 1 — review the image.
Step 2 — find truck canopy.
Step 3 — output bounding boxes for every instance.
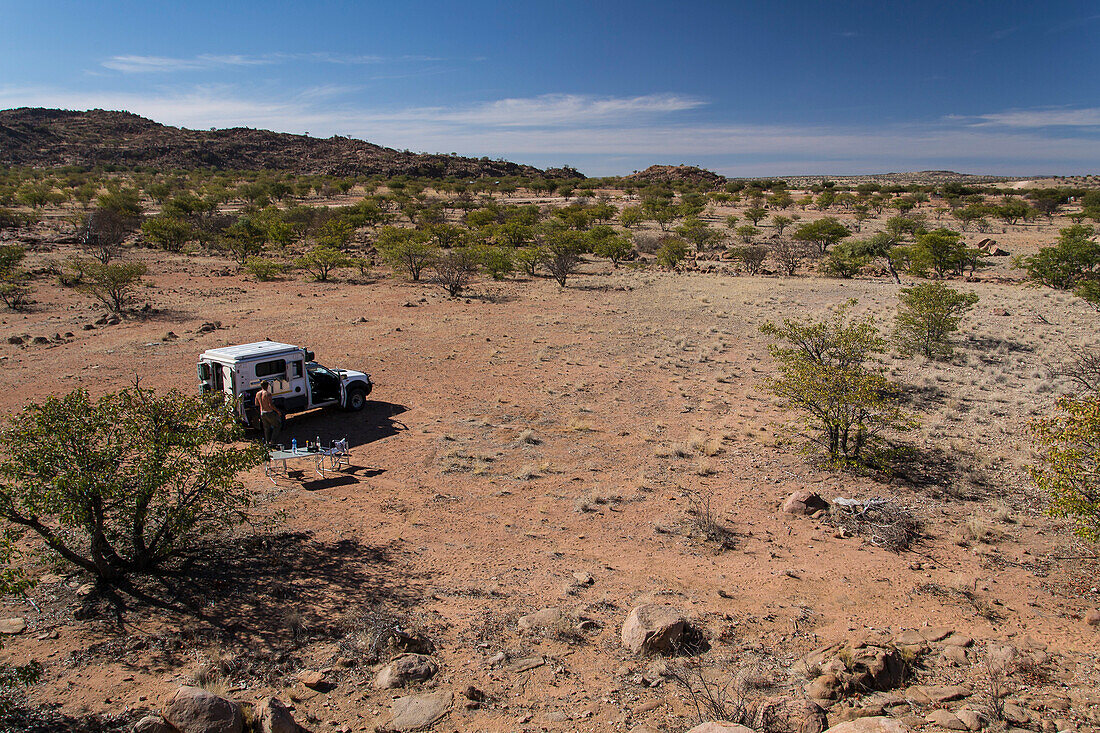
[200,341,303,365]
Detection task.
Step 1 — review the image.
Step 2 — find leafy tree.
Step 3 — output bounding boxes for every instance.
[1030,396,1100,541]
[760,305,906,464]
[377,227,437,281]
[894,282,978,359]
[514,246,547,277]
[0,385,266,581]
[543,231,586,286]
[494,220,534,248]
[97,188,144,219]
[433,247,481,296]
[743,206,768,226]
[141,215,193,252]
[656,236,690,269]
[1017,224,1099,290]
[222,216,268,264]
[735,225,759,243]
[676,217,721,250]
[793,217,849,254]
[297,246,355,281]
[476,244,514,280]
[821,242,871,278]
[725,214,740,230]
[75,259,147,312]
[771,214,793,236]
[593,233,634,267]
[0,245,32,310]
[997,199,1031,225]
[619,205,644,229]
[317,218,355,249]
[727,245,767,275]
[907,228,971,278]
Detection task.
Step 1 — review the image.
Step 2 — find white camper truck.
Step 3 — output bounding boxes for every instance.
[198,341,372,429]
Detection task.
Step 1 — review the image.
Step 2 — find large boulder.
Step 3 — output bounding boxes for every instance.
[374,653,440,689]
[782,490,829,515]
[621,604,686,655]
[686,724,756,733]
[824,717,910,733]
[379,690,453,732]
[256,697,298,733]
[164,687,243,733]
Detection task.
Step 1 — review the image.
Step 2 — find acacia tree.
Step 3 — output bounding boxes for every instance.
[1030,396,1100,542]
[894,282,978,359]
[793,217,850,254]
[543,230,585,286]
[432,247,481,296]
[760,305,907,464]
[377,227,438,281]
[0,386,267,582]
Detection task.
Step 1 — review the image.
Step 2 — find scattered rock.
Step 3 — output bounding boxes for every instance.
[197,322,217,333]
[518,607,564,632]
[379,690,452,732]
[926,710,967,730]
[1002,703,1032,726]
[164,686,243,733]
[105,315,120,326]
[807,673,843,701]
[6,335,23,345]
[511,656,545,673]
[32,336,49,344]
[940,633,973,647]
[162,331,178,341]
[0,618,26,635]
[572,571,595,586]
[1085,609,1100,626]
[751,697,829,733]
[297,670,335,692]
[782,490,830,515]
[906,684,970,704]
[621,604,686,655]
[256,697,298,733]
[824,716,911,733]
[82,324,95,330]
[955,709,982,731]
[133,715,176,733]
[374,654,439,689]
[685,724,756,733]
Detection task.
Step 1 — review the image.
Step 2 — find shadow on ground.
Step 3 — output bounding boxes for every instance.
[282,400,409,450]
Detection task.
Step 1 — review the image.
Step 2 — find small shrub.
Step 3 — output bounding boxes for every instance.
[894,282,978,359]
[243,256,288,281]
[656,236,690,269]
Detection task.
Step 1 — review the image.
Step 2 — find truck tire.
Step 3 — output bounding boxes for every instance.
[345,387,367,411]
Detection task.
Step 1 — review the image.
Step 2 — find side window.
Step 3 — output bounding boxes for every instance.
[291,360,303,378]
[256,359,287,378]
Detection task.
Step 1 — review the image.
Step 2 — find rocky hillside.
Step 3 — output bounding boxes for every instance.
[625,164,728,188]
[0,107,569,179]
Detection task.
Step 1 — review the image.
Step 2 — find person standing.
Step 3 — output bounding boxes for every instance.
[255,381,283,447]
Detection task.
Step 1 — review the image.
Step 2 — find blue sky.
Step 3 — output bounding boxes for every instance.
[2,1,1099,176]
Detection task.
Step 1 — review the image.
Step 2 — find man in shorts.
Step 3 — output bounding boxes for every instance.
[255,381,283,447]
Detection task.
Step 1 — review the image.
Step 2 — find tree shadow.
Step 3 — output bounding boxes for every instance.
[89,531,428,649]
[869,442,977,498]
[964,334,1035,355]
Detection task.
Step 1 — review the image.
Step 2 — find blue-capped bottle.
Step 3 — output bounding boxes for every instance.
[291,438,297,453]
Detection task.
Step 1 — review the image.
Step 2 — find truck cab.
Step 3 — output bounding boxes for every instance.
[198,341,372,428]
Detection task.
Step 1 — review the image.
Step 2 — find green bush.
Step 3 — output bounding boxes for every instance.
[656,236,690,269]
[760,304,908,465]
[243,256,289,282]
[0,385,266,581]
[1030,396,1100,541]
[894,282,978,359]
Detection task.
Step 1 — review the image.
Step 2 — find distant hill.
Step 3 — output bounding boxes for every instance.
[0,107,576,179]
[625,165,727,188]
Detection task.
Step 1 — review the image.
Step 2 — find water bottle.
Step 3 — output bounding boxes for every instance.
[316,435,321,450]
[291,438,297,453]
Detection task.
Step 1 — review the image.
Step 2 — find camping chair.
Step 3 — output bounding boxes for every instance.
[323,438,351,472]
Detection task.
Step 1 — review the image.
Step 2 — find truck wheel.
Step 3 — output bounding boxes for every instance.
[345,387,367,411]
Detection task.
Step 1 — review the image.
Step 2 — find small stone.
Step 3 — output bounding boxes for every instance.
[256,697,298,733]
[133,715,175,733]
[164,686,243,733]
[572,571,595,586]
[511,656,545,673]
[686,724,756,733]
[926,710,967,730]
[1085,609,1100,626]
[5,335,23,345]
[782,490,829,515]
[298,670,334,691]
[82,324,95,330]
[379,690,452,732]
[824,717,912,733]
[621,604,686,655]
[518,607,564,632]
[0,618,26,635]
[955,709,982,731]
[373,654,439,689]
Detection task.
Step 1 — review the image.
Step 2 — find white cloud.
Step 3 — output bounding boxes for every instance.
[965,107,1100,128]
[100,52,388,73]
